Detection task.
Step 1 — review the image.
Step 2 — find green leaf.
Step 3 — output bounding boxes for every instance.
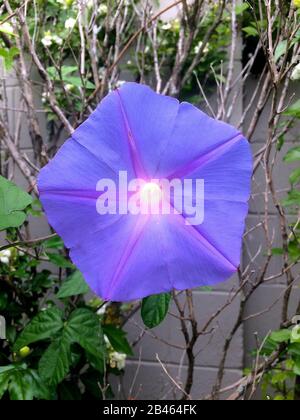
[0,366,13,398]
[39,308,105,385]
[0,24,16,37]
[284,147,300,163]
[103,325,133,355]
[242,26,259,37]
[291,326,300,343]
[66,308,105,358]
[56,271,89,299]
[47,65,77,80]
[0,176,32,231]
[283,100,300,119]
[274,40,288,63]
[47,252,74,268]
[288,343,300,358]
[270,329,291,343]
[64,76,95,89]
[43,236,64,249]
[14,307,64,351]
[272,248,284,256]
[141,292,171,329]
[0,47,19,70]
[293,358,300,376]
[38,335,72,387]
[289,168,300,186]
[235,2,249,15]
[282,190,300,207]
[0,365,49,400]
[61,66,78,76]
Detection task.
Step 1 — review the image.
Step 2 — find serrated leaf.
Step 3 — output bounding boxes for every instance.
[56,271,89,299]
[38,335,72,387]
[0,176,32,231]
[0,365,49,400]
[103,324,133,356]
[141,292,171,329]
[66,308,105,357]
[14,307,64,351]
[39,308,105,385]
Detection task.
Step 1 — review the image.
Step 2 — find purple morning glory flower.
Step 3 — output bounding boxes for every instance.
[38,82,252,302]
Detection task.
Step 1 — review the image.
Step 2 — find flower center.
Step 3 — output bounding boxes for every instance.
[140,182,162,206]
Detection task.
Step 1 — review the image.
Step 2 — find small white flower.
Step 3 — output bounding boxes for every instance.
[194,41,209,55]
[109,351,126,370]
[0,249,11,265]
[1,250,11,258]
[97,303,107,316]
[116,80,126,88]
[291,63,300,81]
[41,34,53,47]
[98,4,108,15]
[52,35,63,45]
[161,23,172,30]
[65,17,76,29]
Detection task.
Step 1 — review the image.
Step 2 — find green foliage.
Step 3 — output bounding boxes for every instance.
[0,176,32,231]
[56,271,89,299]
[284,100,300,119]
[103,325,133,356]
[0,365,50,400]
[14,307,64,351]
[274,40,288,63]
[0,181,131,400]
[257,90,300,401]
[0,47,19,70]
[283,146,300,163]
[141,293,171,329]
[260,325,300,400]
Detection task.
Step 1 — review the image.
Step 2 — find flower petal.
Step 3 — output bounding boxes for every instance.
[38,138,121,249]
[155,101,243,179]
[116,83,180,178]
[74,213,237,302]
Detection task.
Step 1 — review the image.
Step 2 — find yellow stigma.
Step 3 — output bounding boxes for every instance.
[140,182,162,206]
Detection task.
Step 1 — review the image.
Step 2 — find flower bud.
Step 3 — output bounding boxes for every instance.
[19,346,31,358]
